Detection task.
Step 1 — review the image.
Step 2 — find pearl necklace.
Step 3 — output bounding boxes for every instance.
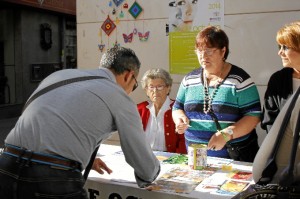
[202,64,225,114]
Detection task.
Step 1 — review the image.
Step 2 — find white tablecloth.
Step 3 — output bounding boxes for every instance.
[84,144,253,199]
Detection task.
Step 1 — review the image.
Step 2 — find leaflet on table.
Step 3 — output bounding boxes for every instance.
[231,161,253,172]
[160,153,234,168]
[196,170,253,196]
[97,147,253,195]
[151,165,216,194]
[98,150,183,184]
[206,156,233,168]
[214,180,250,196]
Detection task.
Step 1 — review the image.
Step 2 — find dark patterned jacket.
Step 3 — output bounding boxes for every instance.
[261,67,294,132]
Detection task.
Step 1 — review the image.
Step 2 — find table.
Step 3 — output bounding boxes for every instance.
[84,144,253,199]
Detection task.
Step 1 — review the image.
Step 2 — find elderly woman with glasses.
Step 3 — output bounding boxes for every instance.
[172,26,261,162]
[261,21,300,133]
[137,68,187,154]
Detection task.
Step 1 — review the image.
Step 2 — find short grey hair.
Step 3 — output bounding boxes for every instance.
[140,68,173,89]
[99,46,140,75]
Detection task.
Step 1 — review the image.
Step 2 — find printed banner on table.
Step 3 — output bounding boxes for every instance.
[169,0,224,75]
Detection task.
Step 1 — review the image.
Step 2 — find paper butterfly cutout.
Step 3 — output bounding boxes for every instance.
[122,33,133,43]
[138,31,150,42]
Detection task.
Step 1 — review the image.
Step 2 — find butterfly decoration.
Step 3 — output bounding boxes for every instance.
[122,33,133,43]
[98,44,105,52]
[138,31,150,42]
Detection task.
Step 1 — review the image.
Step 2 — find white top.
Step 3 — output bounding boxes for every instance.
[293,78,300,92]
[145,97,172,151]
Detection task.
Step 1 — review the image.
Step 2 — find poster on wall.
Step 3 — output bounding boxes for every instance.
[169,0,224,75]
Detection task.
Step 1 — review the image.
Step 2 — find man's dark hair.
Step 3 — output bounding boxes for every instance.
[100,46,141,75]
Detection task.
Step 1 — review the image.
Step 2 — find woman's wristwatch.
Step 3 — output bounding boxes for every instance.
[220,128,234,142]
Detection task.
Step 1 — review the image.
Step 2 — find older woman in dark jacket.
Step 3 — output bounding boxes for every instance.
[261,21,300,133]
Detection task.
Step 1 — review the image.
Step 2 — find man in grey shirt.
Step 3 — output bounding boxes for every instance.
[0,47,160,199]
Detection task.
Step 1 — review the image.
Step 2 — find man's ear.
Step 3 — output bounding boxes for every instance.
[123,70,131,83]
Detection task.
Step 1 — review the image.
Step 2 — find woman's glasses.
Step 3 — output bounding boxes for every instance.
[278,45,290,52]
[147,85,166,91]
[195,48,217,56]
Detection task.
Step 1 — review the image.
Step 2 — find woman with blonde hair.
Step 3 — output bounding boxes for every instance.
[261,20,300,133]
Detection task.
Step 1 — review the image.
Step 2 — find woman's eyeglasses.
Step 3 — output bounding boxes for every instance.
[147,85,166,91]
[195,48,217,56]
[278,45,290,52]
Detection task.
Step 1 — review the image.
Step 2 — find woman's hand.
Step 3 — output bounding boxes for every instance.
[92,157,112,175]
[207,131,227,151]
[172,110,190,134]
[175,122,190,134]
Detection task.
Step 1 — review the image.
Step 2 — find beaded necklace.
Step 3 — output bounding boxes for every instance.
[201,64,225,114]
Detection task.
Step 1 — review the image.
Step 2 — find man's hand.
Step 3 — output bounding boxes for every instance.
[143,183,158,191]
[92,157,113,175]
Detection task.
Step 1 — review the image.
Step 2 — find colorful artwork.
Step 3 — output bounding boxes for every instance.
[229,171,253,181]
[112,0,124,7]
[122,33,133,43]
[151,166,213,194]
[128,1,143,19]
[98,44,105,52]
[218,180,249,195]
[101,15,116,36]
[138,31,150,42]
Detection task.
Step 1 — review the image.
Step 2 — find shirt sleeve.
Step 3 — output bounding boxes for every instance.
[236,77,261,118]
[113,95,160,187]
[173,81,186,111]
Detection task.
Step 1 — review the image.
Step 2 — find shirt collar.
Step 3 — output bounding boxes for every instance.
[98,68,116,83]
[146,96,172,111]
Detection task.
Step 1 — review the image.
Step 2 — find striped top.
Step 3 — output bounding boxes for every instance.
[173,65,261,158]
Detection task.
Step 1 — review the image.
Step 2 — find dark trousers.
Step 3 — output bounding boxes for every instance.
[0,153,88,199]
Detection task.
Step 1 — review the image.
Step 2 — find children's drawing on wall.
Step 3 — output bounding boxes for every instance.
[168,0,198,32]
[168,0,224,33]
[168,0,224,75]
[98,0,150,54]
